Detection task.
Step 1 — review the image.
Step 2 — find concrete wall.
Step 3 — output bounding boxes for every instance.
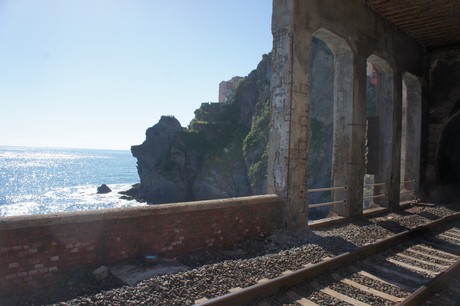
[0,195,282,294]
[268,0,425,225]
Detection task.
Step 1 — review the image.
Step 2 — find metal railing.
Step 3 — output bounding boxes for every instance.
[365,194,386,199]
[309,200,347,209]
[308,185,348,193]
[308,185,348,209]
[363,182,386,200]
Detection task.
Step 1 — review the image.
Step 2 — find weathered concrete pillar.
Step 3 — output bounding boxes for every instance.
[388,72,403,210]
[347,55,367,216]
[331,40,354,217]
[380,72,394,207]
[268,0,310,228]
[401,73,422,199]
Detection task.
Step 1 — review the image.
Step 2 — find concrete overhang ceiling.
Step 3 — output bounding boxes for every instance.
[366,0,460,50]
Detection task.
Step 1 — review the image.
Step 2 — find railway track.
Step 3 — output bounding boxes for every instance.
[196,213,460,306]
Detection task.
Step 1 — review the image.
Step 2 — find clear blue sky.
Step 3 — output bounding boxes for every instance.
[0,0,272,150]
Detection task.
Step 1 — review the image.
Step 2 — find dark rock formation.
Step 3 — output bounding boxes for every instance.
[119,195,133,201]
[130,53,272,204]
[119,183,140,195]
[97,184,112,194]
[131,116,198,203]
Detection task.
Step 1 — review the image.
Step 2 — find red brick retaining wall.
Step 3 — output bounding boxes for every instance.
[0,195,282,294]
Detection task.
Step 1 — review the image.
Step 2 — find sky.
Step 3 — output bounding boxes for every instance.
[0,0,273,150]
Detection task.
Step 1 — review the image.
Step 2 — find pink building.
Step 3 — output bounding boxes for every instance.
[218,76,243,103]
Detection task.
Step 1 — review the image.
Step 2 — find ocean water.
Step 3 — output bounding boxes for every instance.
[0,146,145,217]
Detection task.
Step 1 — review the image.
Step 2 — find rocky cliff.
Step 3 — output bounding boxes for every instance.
[129,53,271,204]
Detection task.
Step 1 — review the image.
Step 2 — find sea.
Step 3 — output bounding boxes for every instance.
[0,146,146,217]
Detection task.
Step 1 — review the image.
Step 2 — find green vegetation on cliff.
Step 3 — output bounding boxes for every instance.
[132,53,271,204]
[243,97,269,193]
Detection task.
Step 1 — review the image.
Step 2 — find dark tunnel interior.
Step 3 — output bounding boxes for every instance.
[438,111,460,186]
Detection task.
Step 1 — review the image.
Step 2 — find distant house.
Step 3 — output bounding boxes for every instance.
[218,76,243,103]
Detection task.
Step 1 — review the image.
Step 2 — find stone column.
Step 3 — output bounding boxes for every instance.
[347,55,367,216]
[268,0,310,228]
[331,45,354,216]
[401,74,422,196]
[388,72,403,210]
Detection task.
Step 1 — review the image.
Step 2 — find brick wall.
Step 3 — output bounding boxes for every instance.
[0,195,282,294]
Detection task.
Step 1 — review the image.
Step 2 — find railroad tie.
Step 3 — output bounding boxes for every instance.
[405,247,457,264]
[228,287,242,293]
[366,262,428,283]
[396,253,449,269]
[386,257,439,276]
[350,267,416,292]
[438,233,460,243]
[419,238,460,255]
[257,278,270,284]
[414,244,459,259]
[443,228,460,235]
[309,280,370,306]
[330,272,404,303]
[285,291,319,306]
[195,297,208,304]
[446,227,460,235]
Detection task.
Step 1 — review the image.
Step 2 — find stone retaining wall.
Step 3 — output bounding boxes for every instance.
[0,195,282,294]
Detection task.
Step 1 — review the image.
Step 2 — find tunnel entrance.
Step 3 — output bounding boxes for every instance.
[438,111,460,186]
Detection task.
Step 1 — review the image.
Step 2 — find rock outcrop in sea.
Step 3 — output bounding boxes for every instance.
[129,53,271,204]
[97,184,112,194]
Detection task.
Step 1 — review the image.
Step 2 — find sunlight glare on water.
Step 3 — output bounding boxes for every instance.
[0,146,145,217]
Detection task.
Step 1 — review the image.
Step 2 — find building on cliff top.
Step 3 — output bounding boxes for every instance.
[218,76,243,103]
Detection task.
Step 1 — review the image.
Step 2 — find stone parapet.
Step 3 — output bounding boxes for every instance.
[0,195,282,295]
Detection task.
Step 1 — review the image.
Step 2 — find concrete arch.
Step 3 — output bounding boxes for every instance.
[368,54,393,74]
[313,28,353,56]
[308,28,353,218]
[364,55,394,208]
[401,72,422,199]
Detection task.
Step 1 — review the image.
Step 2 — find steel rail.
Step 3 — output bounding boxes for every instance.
[196,212,460,306]
[399,259,460,306]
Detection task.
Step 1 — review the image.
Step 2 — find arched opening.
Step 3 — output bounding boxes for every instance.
[438,111,460,187]
[307,28,353,220]
[400,73,422,201]
[363,55,394,209]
